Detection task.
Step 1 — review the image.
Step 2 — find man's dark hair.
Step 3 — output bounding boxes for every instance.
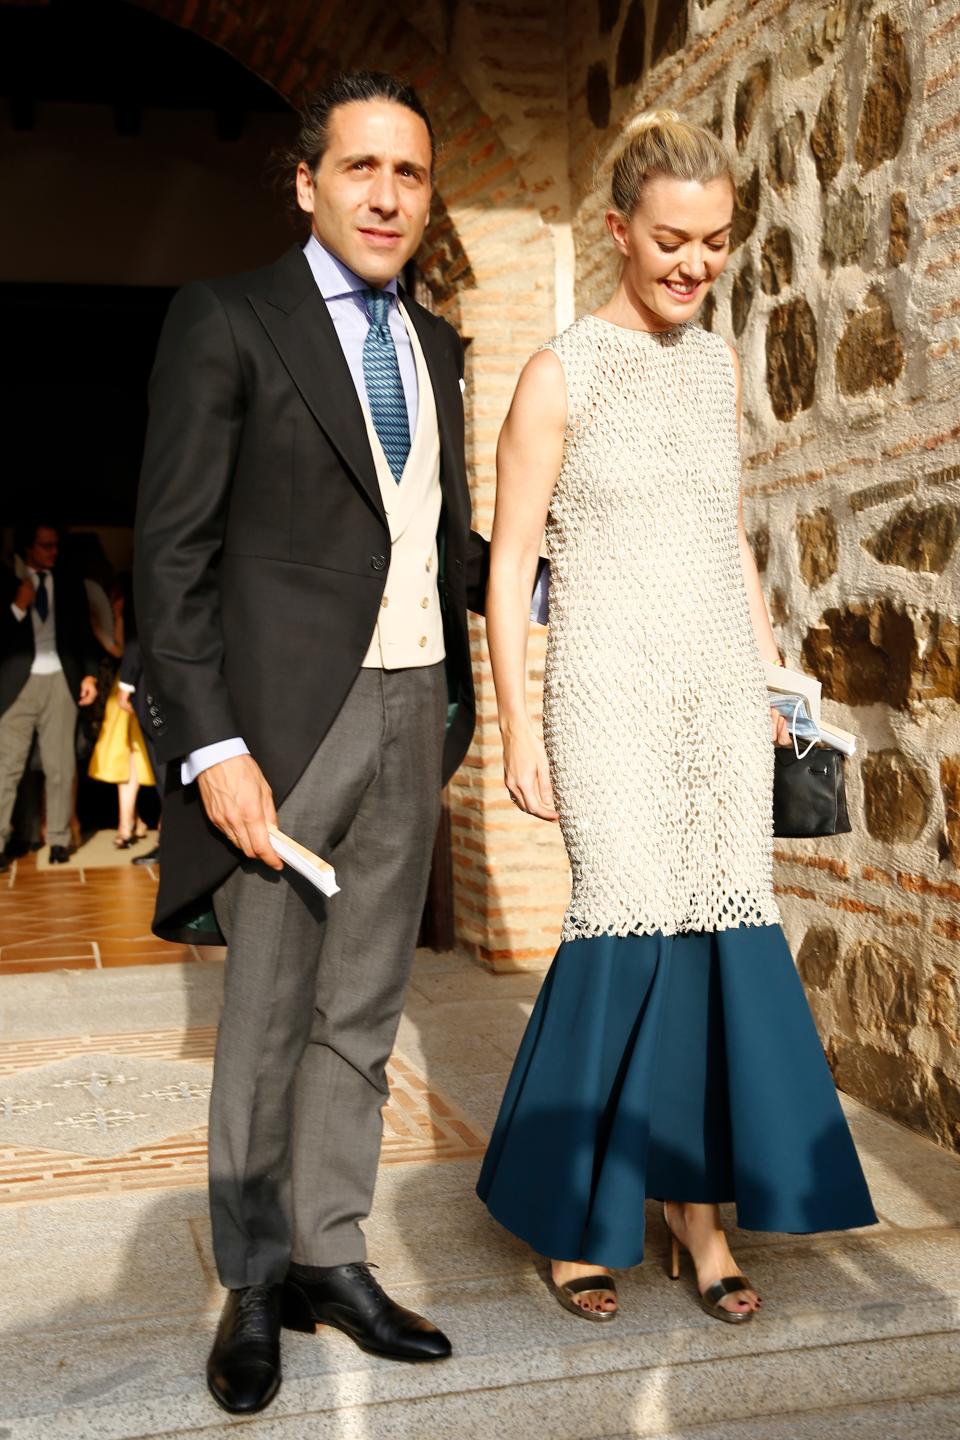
[13,518,59,558]
[277,70,436,215]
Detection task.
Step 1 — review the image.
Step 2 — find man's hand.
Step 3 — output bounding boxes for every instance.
[117,688,135,715]
[197,754,283,870]
[14,579,34,612]
[78,676,98,707]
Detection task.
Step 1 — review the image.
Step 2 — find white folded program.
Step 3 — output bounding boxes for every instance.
[267,824,340,896]
[763,660,856,757]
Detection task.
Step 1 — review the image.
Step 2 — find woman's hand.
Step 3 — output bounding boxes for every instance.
[770,706,792,747]
[503,727,559,822]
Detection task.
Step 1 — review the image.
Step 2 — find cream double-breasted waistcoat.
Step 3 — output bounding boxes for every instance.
[361,303,445,670]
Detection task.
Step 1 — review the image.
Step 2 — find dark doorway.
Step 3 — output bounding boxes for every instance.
[1,283,173,526]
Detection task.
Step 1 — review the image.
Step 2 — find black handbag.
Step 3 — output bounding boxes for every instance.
[773,743,851,838]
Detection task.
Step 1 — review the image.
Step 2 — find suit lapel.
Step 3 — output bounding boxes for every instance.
[248,248,385,525]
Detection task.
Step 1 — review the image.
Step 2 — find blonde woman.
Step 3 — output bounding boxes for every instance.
[477,112,876,1324]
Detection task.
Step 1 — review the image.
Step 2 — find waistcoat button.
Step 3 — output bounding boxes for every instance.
[371,555,386,572]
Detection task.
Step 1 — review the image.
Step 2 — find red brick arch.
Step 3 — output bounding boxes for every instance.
[131,0,544,323]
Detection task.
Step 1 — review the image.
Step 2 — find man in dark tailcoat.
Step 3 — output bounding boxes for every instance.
[0,521,98,868]
[135,72,495,1414]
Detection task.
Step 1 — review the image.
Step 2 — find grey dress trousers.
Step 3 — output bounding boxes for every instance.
[209,663,446,1288]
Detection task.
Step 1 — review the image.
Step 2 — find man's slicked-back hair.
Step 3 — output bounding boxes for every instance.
[278,69,436,214]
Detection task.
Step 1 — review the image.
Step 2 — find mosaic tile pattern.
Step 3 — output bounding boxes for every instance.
[0,1031,487,1204]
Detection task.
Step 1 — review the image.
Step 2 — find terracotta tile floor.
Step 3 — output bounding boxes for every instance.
[0,846,196,973]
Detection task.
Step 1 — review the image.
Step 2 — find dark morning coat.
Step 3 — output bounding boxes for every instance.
[0,566,98,719]
[134,244,489,943]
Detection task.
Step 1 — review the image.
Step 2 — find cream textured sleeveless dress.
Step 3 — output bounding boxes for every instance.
[541,314,781,941]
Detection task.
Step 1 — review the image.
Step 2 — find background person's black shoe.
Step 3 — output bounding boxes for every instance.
[207,1285,282,1415]
[47,845,72,865]
[132,845,160,866]
[281,1262,452,1362]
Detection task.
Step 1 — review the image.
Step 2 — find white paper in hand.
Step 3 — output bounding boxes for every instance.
[267,825,340,897]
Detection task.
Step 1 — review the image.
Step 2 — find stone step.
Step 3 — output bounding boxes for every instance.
[5,1272,957,1439]
[628,1390,960,1440]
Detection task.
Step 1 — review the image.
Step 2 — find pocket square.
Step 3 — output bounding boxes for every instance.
[458,377,466,394]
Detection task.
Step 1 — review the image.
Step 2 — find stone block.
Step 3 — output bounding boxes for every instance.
[916,614,960,703]
[598,0,621,33]
[730,166,760,250]
[615,0,646,87]
[941,757,960,869]
[780,2,847,79]
[862,502,960,573]
[888,191,910,266]
[843,937,919,1036]
[836,289,905,396]
[861,749,932,842]
[766,296,817,420]
[735,59,771,150]
[651,0,688,68]
[830,1036,932,1139]
[587,61,611,128]
[770,586,790,625]
[822,184,868,269]
[800,600,915,707]
[796,924,840,989]
[856,13,911,174]
[760,226,793,295]
[811,65,846,188]
[750,523,770,572]
[796,505,839,587]
[731,257,755,337]
[926,965,960,1046]
[768,112,805,192]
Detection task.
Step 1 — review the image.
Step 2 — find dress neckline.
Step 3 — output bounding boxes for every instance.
[584,313,690,340]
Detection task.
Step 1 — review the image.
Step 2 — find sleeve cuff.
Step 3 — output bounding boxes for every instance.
[118,681,135,694]
[181,737,250,786]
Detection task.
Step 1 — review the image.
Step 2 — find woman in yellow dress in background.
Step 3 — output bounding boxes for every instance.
[88,579,155,847]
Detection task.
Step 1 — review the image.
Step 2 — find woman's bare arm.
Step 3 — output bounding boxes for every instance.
[488,348,567,819]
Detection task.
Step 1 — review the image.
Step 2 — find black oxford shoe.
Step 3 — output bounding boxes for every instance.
[48,845,72,865]
[207,1284,282,1415]
[281,1262,452,1362]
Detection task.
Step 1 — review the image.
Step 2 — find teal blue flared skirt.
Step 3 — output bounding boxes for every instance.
[476,924,877,1267]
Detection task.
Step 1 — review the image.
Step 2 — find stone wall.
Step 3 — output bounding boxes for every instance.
[564,0,960,1149]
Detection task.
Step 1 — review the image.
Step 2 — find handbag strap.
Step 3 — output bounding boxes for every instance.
[789,696,818,761]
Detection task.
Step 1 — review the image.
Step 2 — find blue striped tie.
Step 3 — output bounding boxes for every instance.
[362,288,411,484]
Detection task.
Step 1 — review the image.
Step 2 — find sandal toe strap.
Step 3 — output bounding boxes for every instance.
[562,1274,617,1297]
[702,1276,752,1307]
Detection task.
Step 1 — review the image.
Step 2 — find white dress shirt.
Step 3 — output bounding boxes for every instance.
[11,567,63,676]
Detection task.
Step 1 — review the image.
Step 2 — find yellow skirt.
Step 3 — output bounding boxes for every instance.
[88,680,156,787]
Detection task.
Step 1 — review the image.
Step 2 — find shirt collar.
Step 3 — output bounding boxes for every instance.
[303,234,399,303]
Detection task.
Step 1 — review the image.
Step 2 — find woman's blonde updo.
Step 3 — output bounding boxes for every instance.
[603,109,734,216]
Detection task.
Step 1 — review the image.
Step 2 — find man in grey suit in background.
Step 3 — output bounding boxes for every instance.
[134,72,493,1415]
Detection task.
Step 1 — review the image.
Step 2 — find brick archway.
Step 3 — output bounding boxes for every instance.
[131,0,564,964]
